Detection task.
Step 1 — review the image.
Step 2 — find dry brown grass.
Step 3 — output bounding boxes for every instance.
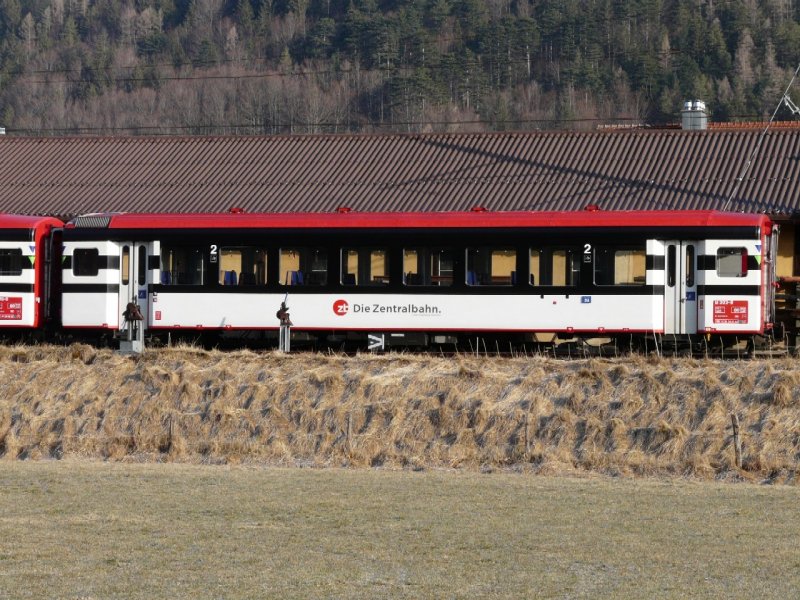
[1,345,799,482]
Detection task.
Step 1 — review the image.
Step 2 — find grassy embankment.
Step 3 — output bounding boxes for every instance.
[0,345,798,481]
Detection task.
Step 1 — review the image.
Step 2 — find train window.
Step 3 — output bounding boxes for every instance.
[466,247,516,286]
[73,248,100,277]
[717,247,748,277]
[0,248,23,276]
[547,249,580,286]
[685,245,695,287]
[280,248,328,286]
[121,246,130,284]
[138,246,147,286]
[403,248,453,286]
[219,247,267,286]
[160,246,207,285]
[341,248,389,285]
[593,247,645,286]
[529,249,540,285]
[667,245,676,287]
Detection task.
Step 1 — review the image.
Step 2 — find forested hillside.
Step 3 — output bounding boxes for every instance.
[1,0,799,135]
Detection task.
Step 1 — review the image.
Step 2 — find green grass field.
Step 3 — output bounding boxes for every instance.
[0,461,797,599]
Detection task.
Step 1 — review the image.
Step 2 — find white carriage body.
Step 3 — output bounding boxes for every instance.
[59,210,776,344]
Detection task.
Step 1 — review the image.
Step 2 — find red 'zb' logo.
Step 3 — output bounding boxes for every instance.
[333,299,349,316]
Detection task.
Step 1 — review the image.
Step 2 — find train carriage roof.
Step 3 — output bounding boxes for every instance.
[0,214,63,229]
[67,209,771,231]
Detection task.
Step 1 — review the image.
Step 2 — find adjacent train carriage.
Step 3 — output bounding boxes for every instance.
[0,214,63,332]
[59,209,777,349]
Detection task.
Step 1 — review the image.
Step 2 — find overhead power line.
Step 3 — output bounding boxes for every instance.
[724,61,800,211]
[9,115,645,136]
[8,113,784,137]
[14,44,689,85]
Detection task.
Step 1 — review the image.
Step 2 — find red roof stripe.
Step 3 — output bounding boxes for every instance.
[90,210,769,230]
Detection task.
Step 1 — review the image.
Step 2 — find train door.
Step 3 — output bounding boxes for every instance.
[765,225,779,326]
[664,241,698,334]
[118,242,151,331]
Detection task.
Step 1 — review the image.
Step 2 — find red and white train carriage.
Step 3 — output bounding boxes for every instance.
[0,214,63,332]
[51,208,777,351]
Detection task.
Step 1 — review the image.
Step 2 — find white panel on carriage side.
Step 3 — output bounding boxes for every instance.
[0,293,36,327]
[62,241,120,285]
[701,240,762,286]
[646,239,665,286]
[645,239,666,333]
[61,241,120,254]
[148,292,663,332]
[62,241,121,328]
[0,241,38,327]
[62,271,120,286]
[62,293,120,328]
[698,239,764,333]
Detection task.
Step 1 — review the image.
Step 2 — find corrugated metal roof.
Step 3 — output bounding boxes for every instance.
[0,129,798,218]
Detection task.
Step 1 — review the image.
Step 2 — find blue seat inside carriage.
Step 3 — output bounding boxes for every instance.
[289,270,304,286]
[160,271,172,284]
[224,270,237,286]
[466,270,477,285]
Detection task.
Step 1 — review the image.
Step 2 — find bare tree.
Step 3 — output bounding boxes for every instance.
[20,13,35,62]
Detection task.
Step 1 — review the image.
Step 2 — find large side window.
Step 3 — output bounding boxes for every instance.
[466,247,516,286]
[548,249,580,286]
[0,249,23,276]
[717,248,747,277]
[73,248,100,277]
[403,247,453,286]
[341,248,389,286]
[160,246,207,285]
[219,247,268,286]
[529,249,540,285]
[594,247,646,286]
[280,248,328,286]
[524,248,581,286]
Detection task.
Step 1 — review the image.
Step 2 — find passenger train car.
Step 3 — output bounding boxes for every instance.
[46,208,777,351]
[0,214,63,332]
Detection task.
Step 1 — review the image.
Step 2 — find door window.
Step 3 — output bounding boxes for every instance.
[121,246,130,285]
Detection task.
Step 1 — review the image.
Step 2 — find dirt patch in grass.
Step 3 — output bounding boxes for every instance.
[0,345,798,482]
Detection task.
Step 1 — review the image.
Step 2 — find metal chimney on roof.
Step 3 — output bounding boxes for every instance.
[681,100,708,130]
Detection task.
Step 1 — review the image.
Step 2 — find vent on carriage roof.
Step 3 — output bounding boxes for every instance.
[73,215,112,228]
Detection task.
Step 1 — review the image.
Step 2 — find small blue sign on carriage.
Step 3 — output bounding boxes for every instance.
[686,291,696,301]
[138,290,147,299]
[581,296,592,304]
